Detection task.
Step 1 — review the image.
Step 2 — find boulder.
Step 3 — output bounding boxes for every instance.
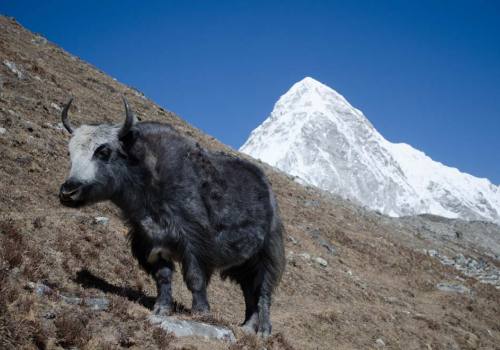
[149,315,235,343]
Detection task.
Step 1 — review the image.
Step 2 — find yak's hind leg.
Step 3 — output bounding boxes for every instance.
[254,222,285,338]
[257,212,285,338]
[224,261,260,333]
[218,199,285,337]
[221,259,261,334]
[225,263,275,337]
[221,234,284,337]
[241,278,259,333]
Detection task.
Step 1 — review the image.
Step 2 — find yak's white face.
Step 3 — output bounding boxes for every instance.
[58,96,136,207]
[60,123,123,207]
[67,124,119,183]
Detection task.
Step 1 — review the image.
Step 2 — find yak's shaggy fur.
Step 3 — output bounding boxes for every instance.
[59,101,285,337]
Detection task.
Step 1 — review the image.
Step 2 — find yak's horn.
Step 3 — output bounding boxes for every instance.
[119,96,136,139]
[61,98,74,134]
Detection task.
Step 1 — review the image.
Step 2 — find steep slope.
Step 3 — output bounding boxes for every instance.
[1,17,499,350]
[241,77,500,224]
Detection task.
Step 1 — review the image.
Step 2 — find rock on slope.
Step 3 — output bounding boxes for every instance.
[1,16,499,350]
[241,77,500,224]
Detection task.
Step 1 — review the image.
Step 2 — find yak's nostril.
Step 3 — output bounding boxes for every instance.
[60,180,82,198]
[61,187,78,196]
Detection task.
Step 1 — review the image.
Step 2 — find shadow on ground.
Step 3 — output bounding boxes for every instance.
[74,268,189,314]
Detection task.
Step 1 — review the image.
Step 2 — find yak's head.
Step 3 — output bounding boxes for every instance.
[59,97,137,207]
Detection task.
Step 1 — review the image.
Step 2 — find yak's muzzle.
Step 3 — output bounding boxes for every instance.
[59,179,83,205]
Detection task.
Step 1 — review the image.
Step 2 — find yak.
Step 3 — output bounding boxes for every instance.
[58,97,285,337]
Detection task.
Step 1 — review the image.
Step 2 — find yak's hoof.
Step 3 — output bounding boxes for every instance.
[191,304,210,315]
[241,324,258,335]
[257,324,272,339]
[153,304,173,316]
[191,307,210,316]
[191,301,210,315]
[241,313,259,334]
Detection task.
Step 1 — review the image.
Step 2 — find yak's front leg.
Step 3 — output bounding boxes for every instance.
[182,253,210,314]
[152,259,174,316]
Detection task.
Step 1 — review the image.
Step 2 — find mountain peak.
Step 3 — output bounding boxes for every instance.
[287,76,332,96]
[278,76,352,113]
[241,78,500,224]
[295,76,323,87]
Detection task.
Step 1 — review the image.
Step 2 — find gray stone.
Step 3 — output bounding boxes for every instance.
[317,237,337,255]
[375,338,385,347]
[43,310,56,319]
[94,216,109,225]
[440,257,455,266]
[60,294,82,305]
[313,257,328,267]
[436,282,470,294]
[426,249,438,257]
[84,297,110,311]
[27,282,52,296]
[428,250,500,289]
[309,228,337,255]
[454,254,466,265]
[149,315,235,342]
[61,295,110,310]
[31,36,47,45]
[298,252,311,260]
[27,283,109,311]
[304,199,320,208]
[0,127,6,135]
[467,259,478,267]
[3,60,24,79]
[50,102,62,111]
[53,122,65,131]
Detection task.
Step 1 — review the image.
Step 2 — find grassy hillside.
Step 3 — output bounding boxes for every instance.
[0,16,499,349]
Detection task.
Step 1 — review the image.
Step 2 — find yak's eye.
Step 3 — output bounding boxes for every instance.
[94,144,112,161]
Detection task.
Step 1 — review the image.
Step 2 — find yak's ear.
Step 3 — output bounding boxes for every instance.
[119,128,137,156]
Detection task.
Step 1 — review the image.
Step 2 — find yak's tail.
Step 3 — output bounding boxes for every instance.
[261,189,286,292]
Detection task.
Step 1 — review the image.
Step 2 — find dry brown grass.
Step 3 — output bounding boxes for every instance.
[54,309,91,348]
[152,327,175,349]
[0,273,47,350]
[264,333,296,350]
[0,220,25,269]
[313,310,338,325]
[0,316,46,350]
[228,334,259,350]
[227,333,296,350]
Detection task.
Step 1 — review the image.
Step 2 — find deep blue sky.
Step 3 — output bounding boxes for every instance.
[2,1,499,184]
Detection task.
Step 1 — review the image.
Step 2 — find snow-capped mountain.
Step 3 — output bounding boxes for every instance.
[240,77,500,224]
